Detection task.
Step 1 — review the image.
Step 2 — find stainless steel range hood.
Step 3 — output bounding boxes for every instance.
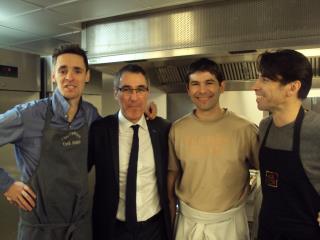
[82,0,320,92]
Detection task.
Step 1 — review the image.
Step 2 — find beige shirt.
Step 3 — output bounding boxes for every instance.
[116,111,160,221]
[169,109,259,213]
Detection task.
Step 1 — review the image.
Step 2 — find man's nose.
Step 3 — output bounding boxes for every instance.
[199,83,207,93]
[65,70,74,80]
[129,90,138,100]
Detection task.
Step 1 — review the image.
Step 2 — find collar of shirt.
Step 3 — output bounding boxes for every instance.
[118,110,148,133]
[51,88,84,124]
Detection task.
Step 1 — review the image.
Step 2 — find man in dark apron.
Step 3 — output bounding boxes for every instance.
[1,44,99,240]
[252,49,320,240]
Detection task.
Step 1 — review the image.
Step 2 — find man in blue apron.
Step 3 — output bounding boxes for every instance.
[252,49,320,240]
[0,44,100,239]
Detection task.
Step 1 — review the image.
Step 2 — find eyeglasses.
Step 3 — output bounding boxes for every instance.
[117,86,149,95]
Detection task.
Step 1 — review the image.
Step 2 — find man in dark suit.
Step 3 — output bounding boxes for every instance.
[88,64,172,240]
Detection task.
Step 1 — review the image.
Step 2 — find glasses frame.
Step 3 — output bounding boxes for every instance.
[117,85,149,95]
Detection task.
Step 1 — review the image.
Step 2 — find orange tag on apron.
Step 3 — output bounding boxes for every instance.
[265,171,279,188]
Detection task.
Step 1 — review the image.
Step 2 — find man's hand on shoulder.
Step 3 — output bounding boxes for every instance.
[145,101,157,120]
[4,181,36,211]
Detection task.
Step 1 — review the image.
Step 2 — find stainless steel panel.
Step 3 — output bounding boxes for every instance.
[84,0,320,63]
[0,49,40,92]
[0,91,39,112]
[94,54,320,93]
[84,0,320,93]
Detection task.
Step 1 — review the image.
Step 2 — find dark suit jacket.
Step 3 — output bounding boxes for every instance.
[88,113,172,240]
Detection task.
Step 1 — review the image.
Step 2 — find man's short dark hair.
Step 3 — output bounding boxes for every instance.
[52,44,89,71]
[257,49,312,99]
[114,64,149,89]
[186,58,225,85]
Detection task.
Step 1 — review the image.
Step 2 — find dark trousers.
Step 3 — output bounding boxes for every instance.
[114,212,166,240]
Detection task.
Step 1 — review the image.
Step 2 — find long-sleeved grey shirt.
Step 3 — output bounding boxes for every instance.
[259,110,320,195]
[0,89,100,193]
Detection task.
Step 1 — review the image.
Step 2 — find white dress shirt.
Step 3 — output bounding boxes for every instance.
[116,110,161,221]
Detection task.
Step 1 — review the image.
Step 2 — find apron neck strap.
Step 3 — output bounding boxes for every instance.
[292,106,305,154]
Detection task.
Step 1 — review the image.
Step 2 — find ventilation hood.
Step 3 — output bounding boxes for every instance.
[82,0,320,92]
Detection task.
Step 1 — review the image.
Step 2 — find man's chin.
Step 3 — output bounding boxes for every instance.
[196,104,214,112]
[125,112,144,123]
[62,93,80,102]
[257,105,267,111]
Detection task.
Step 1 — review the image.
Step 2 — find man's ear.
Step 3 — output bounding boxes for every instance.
[220,80,226,93]
[52,72,56,83]
[186,83,190,96]
[114,88,118,100]
[288,80,301,97]
[85,69,90,83]
[292,80,301,92]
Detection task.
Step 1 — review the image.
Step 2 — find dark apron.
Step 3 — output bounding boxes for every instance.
[18,101,92,240]
[258,107,320,240]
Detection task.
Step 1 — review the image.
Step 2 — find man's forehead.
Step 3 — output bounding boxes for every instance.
[190,71,217,80]
[55,53,85,67]
[120,72,147,84]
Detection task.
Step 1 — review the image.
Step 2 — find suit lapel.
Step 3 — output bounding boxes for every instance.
[109,113,119,186]
[147,120,163,190]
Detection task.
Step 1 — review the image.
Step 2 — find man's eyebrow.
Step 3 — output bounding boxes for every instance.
[73,66,84,71]
[57,65,84,71]
[57,65,67,70]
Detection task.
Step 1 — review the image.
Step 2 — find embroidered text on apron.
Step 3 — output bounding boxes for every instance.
[258,107,320,240]
[18,101,91,240]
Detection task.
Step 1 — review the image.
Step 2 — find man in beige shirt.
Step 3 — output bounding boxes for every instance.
[168,58,259,240]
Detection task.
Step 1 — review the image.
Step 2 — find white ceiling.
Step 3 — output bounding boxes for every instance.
[0,0,206,55]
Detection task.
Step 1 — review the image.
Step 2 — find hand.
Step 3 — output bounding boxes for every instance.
[145,101,157,120]
[318,212,320,226]
[4,181,36,211]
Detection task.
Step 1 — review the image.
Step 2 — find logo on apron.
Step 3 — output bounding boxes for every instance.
[265,170,279,188]
[61,131,82,147]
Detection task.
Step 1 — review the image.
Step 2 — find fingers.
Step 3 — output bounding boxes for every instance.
[17,192,34,211]
[23,185,36,200]
[21,190,36,208]
[3,181,36,211]
[145,101,157,120]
